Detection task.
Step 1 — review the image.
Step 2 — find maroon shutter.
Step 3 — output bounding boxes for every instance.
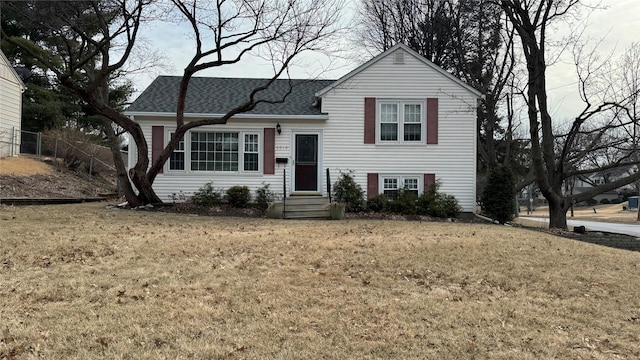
[424,173,436,190]
[364,97,376,144]
[367,173,378,198]
[427,98,438,144]
[151,126,164,174]
[263,128,275,175]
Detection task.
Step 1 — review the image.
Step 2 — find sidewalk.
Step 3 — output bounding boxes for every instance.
[522,216,640,237]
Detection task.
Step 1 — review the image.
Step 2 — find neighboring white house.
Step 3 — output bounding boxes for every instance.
[0,49,25,158]
[568,166,638,203]
[124,44,482,213]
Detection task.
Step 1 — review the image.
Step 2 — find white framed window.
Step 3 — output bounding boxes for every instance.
[380,103,399,141]
[168,131,185,171]
[243,133,259,172]
[191,132,239,171]
[383,177,399,200]
[188,131,260,173]
[403,177,419,196]
[381,175,421,200]
[377,100,425,143]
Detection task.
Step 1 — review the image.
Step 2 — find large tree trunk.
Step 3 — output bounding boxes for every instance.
[127,128,162,205]
[547,197,568,230]
[85,82,162,206]
[101,120,139,205]
[636,179,640,222]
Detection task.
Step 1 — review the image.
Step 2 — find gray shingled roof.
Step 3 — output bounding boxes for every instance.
[126,76,335,116]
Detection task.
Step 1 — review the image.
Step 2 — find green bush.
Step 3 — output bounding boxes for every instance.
[586,198,598,206]
[367,194,388,212]
[481,166,516,224]
[428,192,462,218]
[191,182,222,206]
[600,198,611,204]
[255,183,274,211]
[226,186,251,208]
[387,188,418,215]
[333,170,366,212]
[417,182,438,215]
[416,181,462,218]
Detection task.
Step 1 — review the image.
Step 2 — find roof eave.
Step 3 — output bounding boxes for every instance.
[0,49,26,91]
[123,111,329,121]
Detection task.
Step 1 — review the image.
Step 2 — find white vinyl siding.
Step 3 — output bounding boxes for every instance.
[0,52,23,158]
[131,118,324,203]
[319,48,478,212]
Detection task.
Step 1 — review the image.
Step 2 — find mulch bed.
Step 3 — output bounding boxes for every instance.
[512,223,640,252]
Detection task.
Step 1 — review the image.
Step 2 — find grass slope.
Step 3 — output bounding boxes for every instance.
[0,156,115,199]
[521,203,639,225]
[1,203,640,359]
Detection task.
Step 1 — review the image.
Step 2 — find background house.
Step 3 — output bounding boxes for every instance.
[0,49,25,158]
[568,166,638,203]
[125,44,482,213]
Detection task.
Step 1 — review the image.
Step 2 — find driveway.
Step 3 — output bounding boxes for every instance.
[522,217,640,237]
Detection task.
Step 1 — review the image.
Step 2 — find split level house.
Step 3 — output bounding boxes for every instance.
[125,44,483,215]
[0,49,25,158]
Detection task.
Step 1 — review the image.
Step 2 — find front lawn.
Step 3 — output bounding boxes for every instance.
[1,203,639,359]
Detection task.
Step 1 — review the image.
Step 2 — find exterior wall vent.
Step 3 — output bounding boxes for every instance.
[394,50,405,64]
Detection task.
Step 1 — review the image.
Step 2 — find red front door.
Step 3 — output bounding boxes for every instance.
[294,134,318,191]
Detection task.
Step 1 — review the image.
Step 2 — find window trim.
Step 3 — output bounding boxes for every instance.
[376,99,426,144]
[380,174,423,200]
[166,129,186,172]
[242,132,261,173]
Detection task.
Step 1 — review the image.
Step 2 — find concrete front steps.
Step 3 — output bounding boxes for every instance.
[283,195,331,219]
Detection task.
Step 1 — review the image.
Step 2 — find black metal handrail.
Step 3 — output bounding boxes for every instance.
[282,168,286,218]
[326,168,332,203]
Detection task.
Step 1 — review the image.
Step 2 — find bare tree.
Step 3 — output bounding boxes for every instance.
[499,0,640,229]
[3,0,344,206]
[357,0,454,65]
[143,0,344,200]
[615,43,640,221]
[2,0,154,204]
[591,42,640,220]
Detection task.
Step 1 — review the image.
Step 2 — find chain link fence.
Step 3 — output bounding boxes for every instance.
[8,129,128,177]
[19,129,41,157]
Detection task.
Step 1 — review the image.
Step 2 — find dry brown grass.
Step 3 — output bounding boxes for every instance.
[0,156,52,176]
[2,203,640,359]
[521,203,639,224]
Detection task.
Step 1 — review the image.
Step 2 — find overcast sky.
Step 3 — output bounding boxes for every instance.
[129,0,639,124]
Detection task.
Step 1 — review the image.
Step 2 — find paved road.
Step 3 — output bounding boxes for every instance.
[522,217,640,237]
